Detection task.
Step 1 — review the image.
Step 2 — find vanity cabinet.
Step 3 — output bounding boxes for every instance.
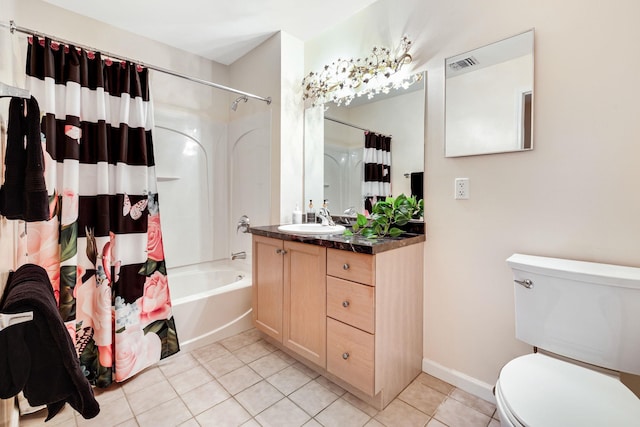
[326,250,376,395]
[325,246,424,408]
[251,231,424,410]
[252,235,327,367]
[252,236,284,341]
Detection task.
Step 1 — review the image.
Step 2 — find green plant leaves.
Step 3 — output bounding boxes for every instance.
[59,265,77,321]
[361,227,377,238]
[144,317,180,359]
[343,193,423,239]
[138,259,167,276]
[60,222,78,262]
[389,227,404,237]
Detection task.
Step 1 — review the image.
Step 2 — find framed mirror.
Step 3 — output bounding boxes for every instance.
[445,29,534,157]
[304,72,426,217]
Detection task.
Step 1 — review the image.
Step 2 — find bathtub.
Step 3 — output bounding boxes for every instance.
[168,259,253,352]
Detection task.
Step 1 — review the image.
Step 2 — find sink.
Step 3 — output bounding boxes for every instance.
[277,223,346,236]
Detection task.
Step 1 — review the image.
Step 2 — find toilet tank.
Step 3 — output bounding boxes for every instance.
[507,254,640,375]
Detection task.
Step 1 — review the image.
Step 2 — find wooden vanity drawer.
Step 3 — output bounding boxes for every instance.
[327,317,374,396]
[327,276,374,334]
[327,249,374,285]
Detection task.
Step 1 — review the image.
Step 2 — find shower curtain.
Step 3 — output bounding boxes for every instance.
[363,132,391,213]
[17,36,179,387]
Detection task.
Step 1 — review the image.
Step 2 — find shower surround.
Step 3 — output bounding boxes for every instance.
[153,104,271,350]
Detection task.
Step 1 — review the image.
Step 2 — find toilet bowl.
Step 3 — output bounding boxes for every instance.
[495,353,640,427]
[500,254,640,427]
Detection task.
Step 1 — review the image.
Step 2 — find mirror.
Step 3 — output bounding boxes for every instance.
[304,72,426,217]
[445,29,534,157]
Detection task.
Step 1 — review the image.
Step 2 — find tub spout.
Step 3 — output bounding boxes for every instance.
[231,251,247,260]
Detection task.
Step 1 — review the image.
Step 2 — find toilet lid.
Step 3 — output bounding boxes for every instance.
[498,353,640,427]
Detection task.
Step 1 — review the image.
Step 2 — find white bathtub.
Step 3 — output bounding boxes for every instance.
[168,260,253,352]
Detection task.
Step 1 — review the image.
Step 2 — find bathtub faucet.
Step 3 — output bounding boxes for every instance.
[236,215,250,233]
[231,251,247,260]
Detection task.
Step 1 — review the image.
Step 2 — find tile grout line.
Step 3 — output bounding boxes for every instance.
[72,330,497,427]
[223,338,377,427]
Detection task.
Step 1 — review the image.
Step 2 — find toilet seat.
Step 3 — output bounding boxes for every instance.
[495,381,523,427]
[497,353,640,427]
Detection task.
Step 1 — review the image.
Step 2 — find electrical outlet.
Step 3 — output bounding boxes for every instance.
[455,178,469,200]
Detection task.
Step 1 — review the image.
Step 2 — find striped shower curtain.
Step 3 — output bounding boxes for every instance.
[17,36,179,387]
[363,132,391,213]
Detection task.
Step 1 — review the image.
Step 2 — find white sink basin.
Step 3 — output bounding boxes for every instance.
[277,223,346,235]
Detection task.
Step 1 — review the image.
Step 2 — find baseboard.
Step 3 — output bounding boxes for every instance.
[422,358,496,404]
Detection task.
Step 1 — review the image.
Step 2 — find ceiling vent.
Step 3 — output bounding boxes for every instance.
[448,56,478,71]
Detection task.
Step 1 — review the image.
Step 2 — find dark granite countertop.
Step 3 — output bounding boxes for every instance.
[249,224,425,255]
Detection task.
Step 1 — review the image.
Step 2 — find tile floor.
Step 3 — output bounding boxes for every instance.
[19,328,501,427]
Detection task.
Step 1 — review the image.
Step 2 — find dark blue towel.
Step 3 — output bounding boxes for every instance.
[0,264,99,420]
[410,172,423,201]
[0,96,49,221]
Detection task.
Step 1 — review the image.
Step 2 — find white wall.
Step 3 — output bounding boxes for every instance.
[229,32,304,226]
[278,33,305,224]
[305,0,640,401]
[228,34,279,256]
[304,106,325,215]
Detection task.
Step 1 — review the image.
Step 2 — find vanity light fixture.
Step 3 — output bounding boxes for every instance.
[302,36,422,107]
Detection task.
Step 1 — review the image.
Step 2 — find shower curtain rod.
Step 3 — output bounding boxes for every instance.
[324,116,391,138]
[1,20,272,105]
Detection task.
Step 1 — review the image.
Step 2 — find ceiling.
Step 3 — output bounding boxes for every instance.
[42,0,380,65]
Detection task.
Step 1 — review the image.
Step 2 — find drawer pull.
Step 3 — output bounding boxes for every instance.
[276,249,288,255]
[343,263,350,270]
[342,352,350,360]
[342,300,350,308]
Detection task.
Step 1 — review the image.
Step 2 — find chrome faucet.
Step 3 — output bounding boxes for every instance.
[231,251,247,260]
[317,207,335,226]
[343,207,357,216]
[236,215,250,233]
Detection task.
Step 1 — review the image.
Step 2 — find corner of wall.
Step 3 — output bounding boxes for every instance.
[278,32,305,224]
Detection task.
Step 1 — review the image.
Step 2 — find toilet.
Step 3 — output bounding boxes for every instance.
[495,254,640,426]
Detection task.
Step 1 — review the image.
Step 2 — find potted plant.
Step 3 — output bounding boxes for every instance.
[344,194,423,238]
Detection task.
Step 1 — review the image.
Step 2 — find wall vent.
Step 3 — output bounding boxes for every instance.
[448,56,479,71]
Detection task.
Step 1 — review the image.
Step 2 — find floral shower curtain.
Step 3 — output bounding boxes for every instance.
[363,131,391,213]
[17,36,179,387]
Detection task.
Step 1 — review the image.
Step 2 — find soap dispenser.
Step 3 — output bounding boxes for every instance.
[292,204,303,224]
[306,200,316,223]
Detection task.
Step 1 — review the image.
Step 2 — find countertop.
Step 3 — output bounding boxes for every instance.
[249,224,425,255]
